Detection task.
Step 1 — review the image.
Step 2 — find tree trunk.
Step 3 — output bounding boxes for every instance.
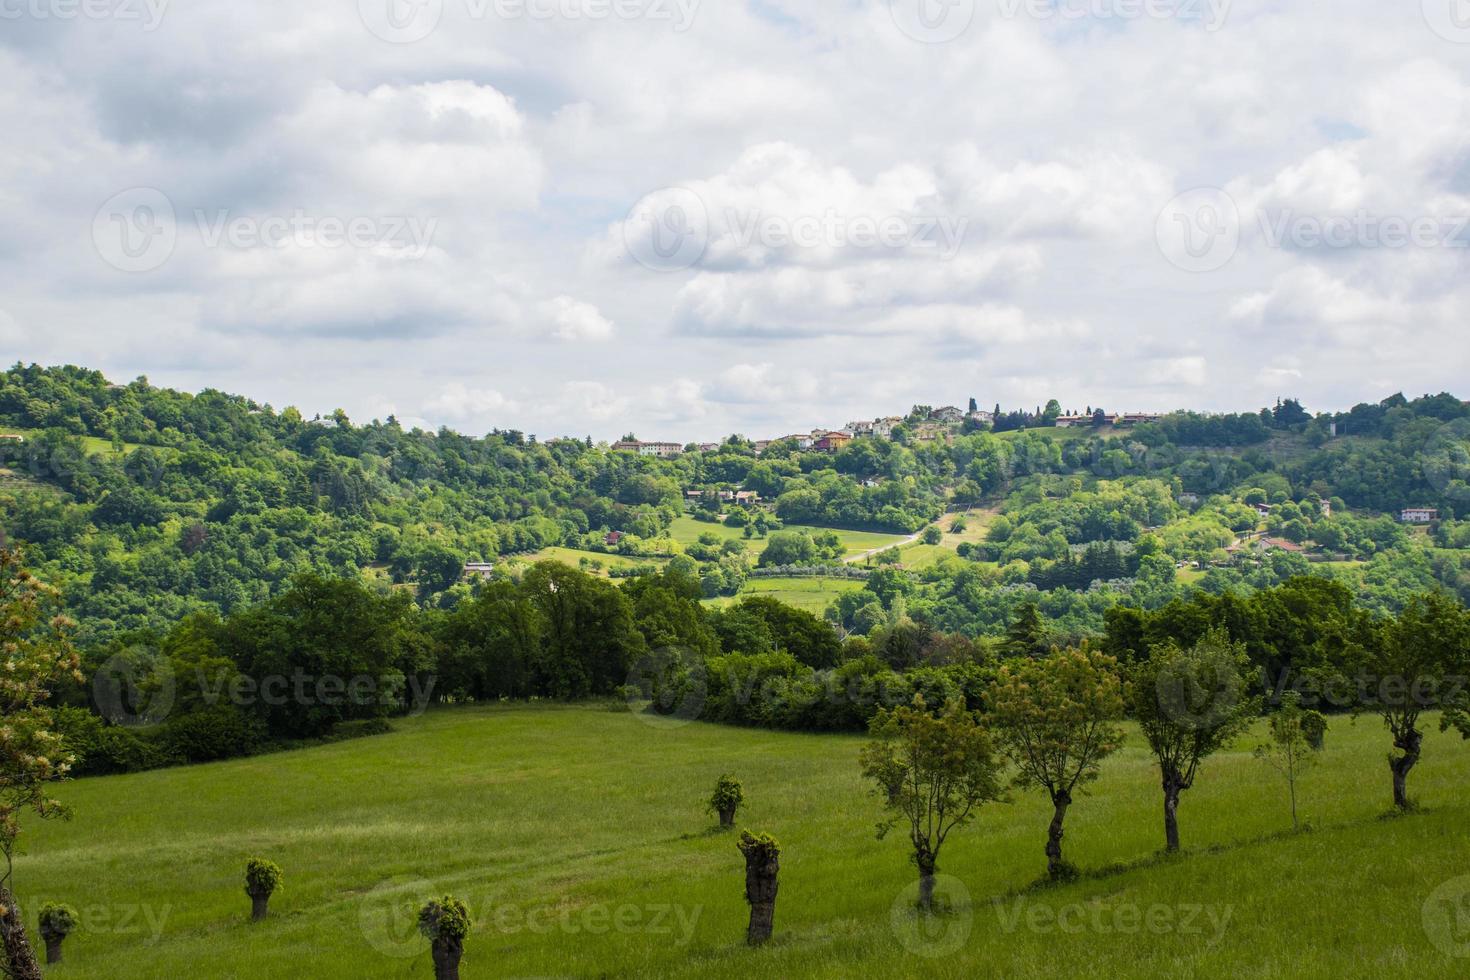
[1046,789,1072,878]
[44,937,62,965]
[1162,771,1183,853]
[719,806,736,828]
[742,851,779,945]
[915,848,937,912]
[1390,726,1422,810]
[250,892,270,921]
[0,885,43,980]
[431,936,463,980]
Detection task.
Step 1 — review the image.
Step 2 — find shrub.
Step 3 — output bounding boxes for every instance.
[162,706,267,762]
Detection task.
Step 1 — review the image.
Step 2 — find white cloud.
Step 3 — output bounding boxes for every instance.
[2,0,1469,437]
[537,295,615,342]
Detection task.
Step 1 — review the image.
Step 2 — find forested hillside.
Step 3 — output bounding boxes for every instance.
[2,364,1469,650]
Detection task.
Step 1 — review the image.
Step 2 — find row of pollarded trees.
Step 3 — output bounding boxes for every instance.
[861,592,1470,909]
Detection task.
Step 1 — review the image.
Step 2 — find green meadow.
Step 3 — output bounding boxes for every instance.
[14,704,1470,979]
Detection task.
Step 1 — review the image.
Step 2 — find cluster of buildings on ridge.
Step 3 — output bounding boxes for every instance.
[612,405,1174,460]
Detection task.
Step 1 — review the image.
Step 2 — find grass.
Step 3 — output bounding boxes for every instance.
[706,576,867,612]
[512,547,670,575]
[13,705,1470,978]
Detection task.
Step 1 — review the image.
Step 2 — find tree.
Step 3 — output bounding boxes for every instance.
[245,858,283,921]
[758,530,817,567]
[1253,692,1325,830]
[418,896,470,980]
[1127,630,1257,851]
[990,646,1126,879]
[0,550,80,980]
[921,525,943,546]
[1363,593,1469,809]
[709,774,744,829]
[36,903,76,965]
[859,698,1005,910]
[1003,602,1048,658]
[735,831,781,945]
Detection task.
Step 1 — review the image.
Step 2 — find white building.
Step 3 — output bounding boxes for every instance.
[1400,507,1439,524]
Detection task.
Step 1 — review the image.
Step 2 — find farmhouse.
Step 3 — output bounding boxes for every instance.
[462,562,496,578]
[605,531,624,545]
[930,406,964,423]
[1400,507,1439,524]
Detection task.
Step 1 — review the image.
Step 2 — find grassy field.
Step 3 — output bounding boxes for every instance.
[511,547,670,576]
[705,576,866,612]
[14,704,1470,978]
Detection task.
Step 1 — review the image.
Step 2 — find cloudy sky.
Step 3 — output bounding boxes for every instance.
[4,0,1470,441]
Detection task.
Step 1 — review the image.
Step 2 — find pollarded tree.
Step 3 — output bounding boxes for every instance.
[244,858,283,921]
[1253,692,1326,830]
[859,697,1005,910]
[708,775,744,829]
[418,896,470,980]
[36,903,77,965]
[0,549,81,980]
[990,645,1126,879]
[1366,593,1470,809]
[736,831,780,945]
[1128,629,1257,852]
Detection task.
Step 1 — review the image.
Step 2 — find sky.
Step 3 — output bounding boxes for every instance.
[3,0,1470,442]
